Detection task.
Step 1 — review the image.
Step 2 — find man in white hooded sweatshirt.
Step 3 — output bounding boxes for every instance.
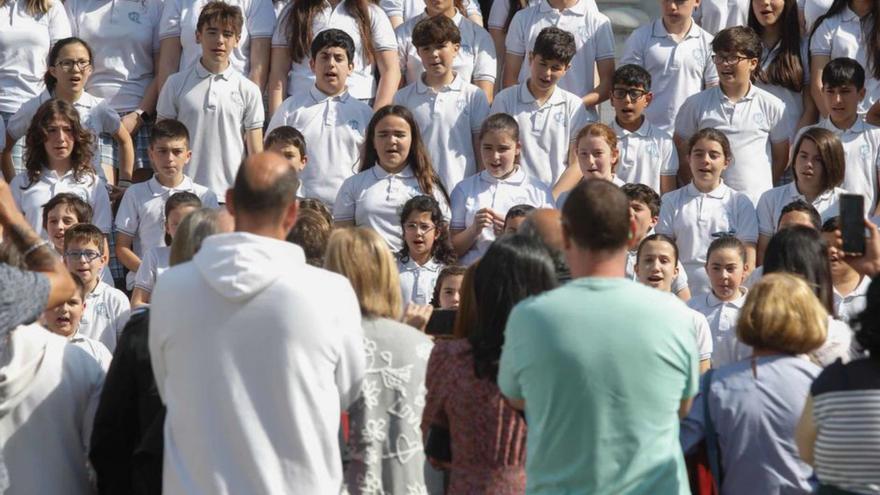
[149,152,366,494]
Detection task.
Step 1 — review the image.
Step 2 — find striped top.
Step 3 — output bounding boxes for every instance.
[812,358,880,494]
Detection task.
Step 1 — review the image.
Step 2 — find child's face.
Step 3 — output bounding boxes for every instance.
[629,199,658,243]
[577,135,619,181]
[714,50,758,86]
[64,239,106,287]
[166,205,199,239]
[689,138,729,190]
[310,46,353,95]
[503,215,527,234]
[44,115,75,163]
[438,274,463,309]
[793,137,826,191]
[374,115,412,171]
[611,84,651,126]
[47,42,92,94]
[636,240,678,292]
[42,292,85,338]
[661,0,699,22]
[425,0,455,15]
[481,129,520,178]
[752,0,785,27]
[268,142,307,173]
[706,247,745,300]
[403,210,437,261]
[195,21,240,65]
[823,84,865,124]
[46,204,81,252]
[416,41,460,80]
[822,230,854,278]
[528,54,569,93]
[149,137,191,181]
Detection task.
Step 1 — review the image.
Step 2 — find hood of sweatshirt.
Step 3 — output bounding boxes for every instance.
[193,232,306,303]
[0,324,52,418]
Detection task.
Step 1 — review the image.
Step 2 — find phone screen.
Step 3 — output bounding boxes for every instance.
[840,194,866,255]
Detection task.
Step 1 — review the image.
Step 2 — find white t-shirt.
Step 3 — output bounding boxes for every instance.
[266,86,373,206]
[0,0,71,113]
[397,257,442,305]
[334,164,451,251]
[80,280,131,354]
[9,167,112,236]
[620,19,717,134]
[505,0,614,119]
[833,275,871,324]
[612,118,678,194]
[450,168,553,265]
[273,1,397,100]
[491,81,592,186]
[693,0,749,35]
[65,0,163,112]
[756,182,845,237]
[809,117,880,211]
[688,289,749,368]
[0,324,104,495]
[675,84,791,204]
[393,74,489,192]
[756,41,811,145]
[396,11,496,86]
[159,0,276,77]
[656,182,759,295]
[134,245,171,294]
[157,62,265,197]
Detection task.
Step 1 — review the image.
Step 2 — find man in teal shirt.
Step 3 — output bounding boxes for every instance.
[498,180,699,494]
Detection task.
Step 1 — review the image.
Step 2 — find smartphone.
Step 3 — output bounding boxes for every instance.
[425,309,457,336]
[840,193,866,255]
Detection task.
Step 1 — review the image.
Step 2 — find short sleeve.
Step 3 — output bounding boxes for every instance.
[755,189,776,236]
[369,4,398,53]
[569,102,593,142]
[489,90,511,114]
[619,28,644,66]
[434,186,451,220]
[201,190,220,208]
[133,250,157,292]
[463,0,481,17]
[96,102,122,135]
[7,97,38,141]
[655,193,676,238]
[734,194,759,243]
[114,187,140,237]
[158,0,182,39]
[768,97,793,144]
[469,88,490,132]
[592,15,615,61]
[333,175,358,221]
[242,82,265,130]
[504,10,527,56]
[673,261,689,294]
[693,312,713,360]
[0,117,5,150]
[674,93,700,142]
[703,35,719,85]
[450,182,468,230]
[247,0,276,38]
[471,27,498,83]
[659,135,679,176]
[487,0,510,30]
[809,17,834,56]
[271,3,291,47]
[679,375,708,454]
[498,302,535,400]
[379,0,403,19]
[90,178,113,234]
[156,76,179,120]
[0,266,50,333]
[48,1,73,43]
[152,1,162,52]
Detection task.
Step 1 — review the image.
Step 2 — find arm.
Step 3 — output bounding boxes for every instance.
[674,134,692,185]
[451,224,481,257]
[112,125,135,184]
[676,287,691,302]
[373,50,402,110]
[581,58,614,108]
[2,137,15,182]
[389,15,403,28]
[489,28,505,87]
[552,142,581,198]
[245,128,264,155]
[267,47,291,116]
[811,55,830,117]
[248,38,272,91]
[771,140,789,186]
[115,233,141,273]
[467,13,483,26]
[756,234,770,267]
[745,243,757,279]
[796,86,820,131]
[472,132,483,171]
[130,287,151,307]
[154,37,182,98]
[679,397,694,420]
[502,53,523,89]
[474,80,494,104]
[660,175,677,195]
[795,395,817,466]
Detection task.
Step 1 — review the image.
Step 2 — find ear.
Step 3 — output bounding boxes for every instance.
[183,149,193,163]
[644,92,654,106]
[859,87,867,101]
[195,29,202,45]
[626,215,638,249]
[452,43,461,56]
[650,215,659,228]
[309,57,316,74]
[282,199,299,235]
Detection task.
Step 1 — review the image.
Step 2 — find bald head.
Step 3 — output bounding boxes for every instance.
[521,209,564,252]
[230,152,299,216]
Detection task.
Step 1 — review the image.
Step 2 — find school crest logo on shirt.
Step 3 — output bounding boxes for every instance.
[753,113,765,126]
[348,119,360,131]
[554,111,565,123]
[128,12,141,23]
[577,25,589,40]
[861,144,871,161]
[694,49,705,62]
[456,99,467,111]
[94,302,109,319]
[645,142,659,157]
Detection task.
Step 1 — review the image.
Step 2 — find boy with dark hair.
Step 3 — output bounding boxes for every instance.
[157,1,264,200]
[492,27,592,195]
[42,193,93,256]
[267,29,372,207]
[264,126,307,175]
[611,64,678,194]
[393,15,489,192]
[674,25,790,204]
[503,203,536,233]
[779,199,822,231]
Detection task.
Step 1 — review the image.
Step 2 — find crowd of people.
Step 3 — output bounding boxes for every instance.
[2,0,880,492]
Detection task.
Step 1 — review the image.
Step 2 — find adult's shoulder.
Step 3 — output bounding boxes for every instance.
[812,357,880,396]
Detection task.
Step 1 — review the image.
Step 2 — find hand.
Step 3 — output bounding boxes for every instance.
[108,184,127,202]
[473,208,497,231]
[402,303,433,331]
[121,112,142,135]
[0,179,27,228]
[490,209,506,236]
[838,220,880,277]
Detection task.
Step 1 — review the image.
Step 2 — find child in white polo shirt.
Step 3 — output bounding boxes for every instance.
[396,195,457,305]
[116,119,218,290]
[501,0,615,119]
[822,217,873,324]
[695,0,749,35]
[157,2,264,199]
[64,223,130,353]
[656,128,758,296]
[267,29,373,206]
[491,27,592,195]
[674,26,790,205]
[756,127,847,264]
[620,0,717,134]
[450,113,553,265]
[42,193,115,287]
[556,123,624,208]
[610,64,678,195]
[264,126,308,198]
[393,16,490,192]
[41,275,113,371]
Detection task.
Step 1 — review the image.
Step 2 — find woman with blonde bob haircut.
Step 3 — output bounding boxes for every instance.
[323,227,440,494]
[681,273,828,493]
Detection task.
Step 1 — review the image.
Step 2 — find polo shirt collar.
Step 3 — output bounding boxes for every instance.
[400,256,442,271]
[834,275,871,300]
[785,181,837,204]
[651,18,699,39]
[718,83,757,104]
[40,166,75,184]
[685,180,728,199]
[841,6,860,22]
[372,164,414,180]
[416,72,464,94]
[195,60,236,80]
[147,175,195,197]
[89,280,107,298]
[478,166,526,185]
[518,80,565,106]
[308,84,350,103]
[539,0,588,16]
[706,288,747,308]
[612,117,650,138]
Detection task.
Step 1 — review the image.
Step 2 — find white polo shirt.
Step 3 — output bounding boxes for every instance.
[157,61,264,197]
[450,167,553,265]
[687,307,713,361]
[393,74,489,192]
[80,280,131,354]
[620,19,717,134]
[491,81,592,186]
[159,0,276,77]
[687,288,749,368]
[273,1,397,100]
[134,245,171,294]
[802,0,833,32]
[9,168,112,236]
[810,117,880,211]
[334,164,451,251]
[693,0,749,35]
[656,182,759,295]
[380,0,480,22]
[624,230,690,295]
[487,0,545,30]
[267,86,373,206]
[756,181,845,237]
[8,90,120,175]
[555,175,624,208]
[833,275,871,324]
[0,0,71,113]
[505,0,614,119]
[396,11,496,87]
[66,0,162,112]
[396,257,442,305]
[756,41,810,144]
[675,84,790,204]
[811,7,880,114]
[69,333,113,372]
[612,118,678,194]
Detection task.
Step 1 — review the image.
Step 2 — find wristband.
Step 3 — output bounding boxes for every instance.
[22,240,51,258]
[118,179,132,188]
